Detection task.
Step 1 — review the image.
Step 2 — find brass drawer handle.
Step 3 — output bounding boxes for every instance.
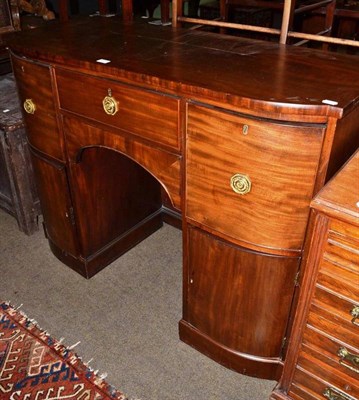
[323,387,355,400]
[23,99,36,114]
[350,305,359,326]
[230,173,251,195]
[102,89,118,116]
[338,347,359,373]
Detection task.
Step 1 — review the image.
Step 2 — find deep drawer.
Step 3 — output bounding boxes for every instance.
[11,55,63,160]
[186,103,325,252]
[56,68,180,151]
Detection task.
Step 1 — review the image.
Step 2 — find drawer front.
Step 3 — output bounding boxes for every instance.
[301,327,359,382]
[310,286,359,345]
[56,69,180,151]
[11,55,63,160]
[316,260,359,306]
[290,367,358,400]
[186,104,325,252]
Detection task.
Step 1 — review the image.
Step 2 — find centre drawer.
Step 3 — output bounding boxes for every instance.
[56,68,181,151]
[186,103,326,253]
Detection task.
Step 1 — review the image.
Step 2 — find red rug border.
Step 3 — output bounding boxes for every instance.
[0,301,129,400]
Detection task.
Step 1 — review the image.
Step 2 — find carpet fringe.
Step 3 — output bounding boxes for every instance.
[1,301,142,400]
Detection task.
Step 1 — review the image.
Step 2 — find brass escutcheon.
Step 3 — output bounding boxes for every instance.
[23,99,36,114]
[102,89,118,116]
[230,173,251,195]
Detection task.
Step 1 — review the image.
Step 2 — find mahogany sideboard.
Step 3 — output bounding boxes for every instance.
[5,17,359,381]
[271,150,359,400]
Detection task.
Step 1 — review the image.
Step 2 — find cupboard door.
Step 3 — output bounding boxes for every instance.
[31,152,78,256]
[186,104,325,253]
[186,226,300,358]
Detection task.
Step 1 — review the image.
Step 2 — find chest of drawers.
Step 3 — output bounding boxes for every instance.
[6,18,359,381]
[271,151,359,399]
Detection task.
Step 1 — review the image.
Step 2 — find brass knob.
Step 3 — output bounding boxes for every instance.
[350,305,359,326]
[23,99,36,114]
[102,93,118,116]
[230,173,251,195]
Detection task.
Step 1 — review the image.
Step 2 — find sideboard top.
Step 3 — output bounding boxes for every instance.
[6,17,359,118]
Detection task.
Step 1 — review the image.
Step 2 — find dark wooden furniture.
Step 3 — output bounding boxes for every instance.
[0,73,40,234]
[58,0,108,21]
[271,150,359,400]
[6,18,359,381]
[0,0,20,74]
[221,0,336,35]
[58,0,172,24]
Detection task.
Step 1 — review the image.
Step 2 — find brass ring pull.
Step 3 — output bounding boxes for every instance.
[23,99,36,114]
[323,387,355,400]
[350,305,359,326]
[230,173,251,195]
[338,347,359,374]
[102,92,118,116]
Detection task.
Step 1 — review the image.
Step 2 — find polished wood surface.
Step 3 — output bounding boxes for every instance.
[11,56,64,161]
[313,151,359,225]
[6,18,359,380]
[5,18,359,118]
[63,118,182,210]
[271,151,359,399]
[56,68,181,151]
[186,103,325,254]
[181,226,300,379]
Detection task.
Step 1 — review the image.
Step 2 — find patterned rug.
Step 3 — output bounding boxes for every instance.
[0,302,129,399]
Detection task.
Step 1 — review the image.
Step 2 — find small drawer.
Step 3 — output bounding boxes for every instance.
[316,260,359,304]
[56,69,180,151]
[323,226,359,277]
[301,327,359,381]
[308,288,359,348]
[311,285,359,337]
[11,55,63,161]
[290,367,358,400]
[297,346,359,398]
[330,219,359,244]
[186,103,325,252]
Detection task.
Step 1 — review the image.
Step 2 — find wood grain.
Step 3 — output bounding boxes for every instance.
[11,55,64,161]
[273,151,359,399]
[186,226,300,358]
[6,20,359,119]
[64,117,182,210]
[186,103,325,253]
[56,68,181,152]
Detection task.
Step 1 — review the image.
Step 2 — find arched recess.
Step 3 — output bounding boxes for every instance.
[63,116,182,213]
[75,144,178,211]
[67,144,178,259]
